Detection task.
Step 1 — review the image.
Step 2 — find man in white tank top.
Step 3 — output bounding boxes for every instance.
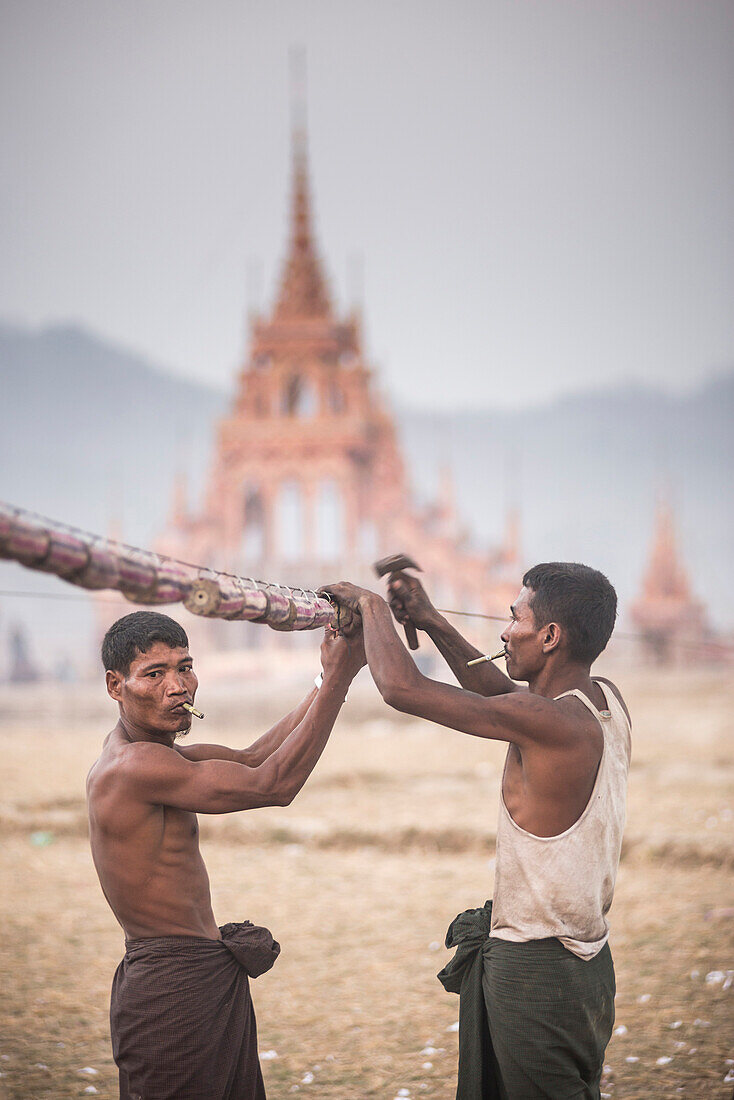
[324,563,630,1099]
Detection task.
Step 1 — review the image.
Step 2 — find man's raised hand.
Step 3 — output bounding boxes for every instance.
[319,580,373,611]
[386,571,438,634]
[320,621,367,679]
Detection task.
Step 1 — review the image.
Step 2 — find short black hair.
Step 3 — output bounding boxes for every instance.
[101,611,189,675]
[522,562,617,665]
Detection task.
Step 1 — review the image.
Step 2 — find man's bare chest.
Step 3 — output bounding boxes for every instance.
[500,734,602,838]
[158,806,200,853]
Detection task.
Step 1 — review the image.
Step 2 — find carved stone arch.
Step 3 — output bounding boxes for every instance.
[316,477,345,560]
[358,519,378,559]
[277,478,305,561]
[241,484,267,564]
[282,374,301,415]
[282,371,318,417]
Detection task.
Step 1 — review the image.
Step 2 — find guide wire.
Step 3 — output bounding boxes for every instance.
[1,503,730,657]
[0,591,729,656]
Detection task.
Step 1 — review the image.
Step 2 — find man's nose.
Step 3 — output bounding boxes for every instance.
[166,675,187,695]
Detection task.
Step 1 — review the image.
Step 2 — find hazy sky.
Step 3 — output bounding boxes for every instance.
[1,0,733,410]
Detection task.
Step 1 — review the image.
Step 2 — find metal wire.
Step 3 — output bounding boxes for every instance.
[435,607,732,655]
[1,502,730,655]
[0,501,323,602]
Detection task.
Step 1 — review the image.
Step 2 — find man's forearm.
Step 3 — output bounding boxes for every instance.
[424,614,517,696]
[262,662,355,804]
[358,595,424,705]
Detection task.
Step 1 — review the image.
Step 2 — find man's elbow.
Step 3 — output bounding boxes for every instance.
[378,677,416,713]
[270,784,297,807]
[259,761,300,807]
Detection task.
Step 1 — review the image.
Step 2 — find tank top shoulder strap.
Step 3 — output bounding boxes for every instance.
[554,684,613,723]
[555,681,628,730]
[554,687,594,709]
[596,678,633,727]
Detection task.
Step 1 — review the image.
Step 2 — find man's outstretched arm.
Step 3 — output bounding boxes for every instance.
[178,688,320,765]
[385,571,521,697]
[127,627,366,813]
[323,584,568,750]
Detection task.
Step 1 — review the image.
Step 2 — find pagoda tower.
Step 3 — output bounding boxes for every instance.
[630,497,708,664]
[157,118,519,654]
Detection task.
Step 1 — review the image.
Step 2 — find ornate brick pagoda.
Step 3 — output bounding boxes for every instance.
[630,497,709,664]
[156,124,519,653]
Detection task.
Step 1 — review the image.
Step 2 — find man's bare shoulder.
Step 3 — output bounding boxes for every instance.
[89,734,186,797]
[487,688,599,750]
[594,676,632,727]
[543,692,605,753]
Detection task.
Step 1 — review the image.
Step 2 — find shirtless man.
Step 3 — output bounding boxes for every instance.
[87,610,364,1100]
[323,562,631,1099]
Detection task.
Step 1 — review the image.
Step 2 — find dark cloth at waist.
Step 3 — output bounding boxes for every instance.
[438,901,497,1099]
[123,920,280,978]
[112,919,279,1100]
[438,902,615,1100]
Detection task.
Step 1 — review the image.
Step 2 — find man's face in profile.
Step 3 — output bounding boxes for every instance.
[501,587,546,680]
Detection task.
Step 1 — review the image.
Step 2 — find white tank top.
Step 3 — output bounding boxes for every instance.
[490,680,631,960]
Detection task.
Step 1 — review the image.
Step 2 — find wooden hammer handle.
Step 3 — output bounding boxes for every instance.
[404,620,419,650]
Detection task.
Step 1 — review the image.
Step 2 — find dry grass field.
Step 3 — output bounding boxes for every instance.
[0,661,732,1099]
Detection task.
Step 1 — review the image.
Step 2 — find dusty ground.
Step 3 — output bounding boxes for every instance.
[0,662,732,1099]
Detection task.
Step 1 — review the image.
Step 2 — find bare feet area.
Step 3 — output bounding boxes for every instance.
[1,665,732,1099]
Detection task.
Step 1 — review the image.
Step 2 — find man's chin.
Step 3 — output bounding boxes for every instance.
[174,723,192,740]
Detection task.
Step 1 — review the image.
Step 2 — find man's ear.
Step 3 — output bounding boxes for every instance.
[106,669,124,702]
[542,622,562,654]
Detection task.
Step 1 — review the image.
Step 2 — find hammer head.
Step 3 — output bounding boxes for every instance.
[373,552,422,578]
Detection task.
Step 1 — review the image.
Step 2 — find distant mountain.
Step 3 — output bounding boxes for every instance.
[399,373,734,628]
[0,321,732,668]
[0,321,228,542]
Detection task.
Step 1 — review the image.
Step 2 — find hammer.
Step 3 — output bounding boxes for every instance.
[373,552,422,650]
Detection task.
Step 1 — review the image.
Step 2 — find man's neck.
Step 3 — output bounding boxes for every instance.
[117,715,176,748]
[528,662,596,701]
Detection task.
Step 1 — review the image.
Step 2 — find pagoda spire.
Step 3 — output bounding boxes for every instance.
[640,496,692,602]
[273,53,331,322]
[630,492,710,664]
